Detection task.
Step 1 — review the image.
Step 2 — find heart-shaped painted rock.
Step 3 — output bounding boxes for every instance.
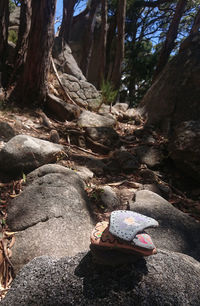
[132,233,155,250]
[109,210,159,241]
[90,221,157,256]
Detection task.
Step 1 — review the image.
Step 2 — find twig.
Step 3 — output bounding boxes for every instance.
[50,57,77,106]
[64,143,102,157]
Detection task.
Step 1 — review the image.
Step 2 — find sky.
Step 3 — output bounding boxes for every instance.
[55,0,87,32]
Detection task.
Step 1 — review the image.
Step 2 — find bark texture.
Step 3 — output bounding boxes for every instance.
[190,8,200,35]
[59,0,77,43]
[97,0,108,88]
[12,0,57,106]
[110,0,126,89]
[153,0,187,79]
[80,0,101,78]
[11,0,32,83]
[0,0,9,86]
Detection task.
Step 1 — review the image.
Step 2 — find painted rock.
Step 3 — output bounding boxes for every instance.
[132,233,155,250]
[109,210,159,242]
[90,221,157,256]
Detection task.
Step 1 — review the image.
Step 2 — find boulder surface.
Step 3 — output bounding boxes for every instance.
[2,250,200,305]
[7,164,94,272]
[130,190,200,261]
[0,135,63,174]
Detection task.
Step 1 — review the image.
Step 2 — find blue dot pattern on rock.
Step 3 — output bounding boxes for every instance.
[109,210,159,242]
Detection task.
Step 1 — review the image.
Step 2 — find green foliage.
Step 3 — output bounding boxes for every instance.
[123,40,158,106]
[100,80,118,106]
[8,29,18,44]
[9,0,16,13]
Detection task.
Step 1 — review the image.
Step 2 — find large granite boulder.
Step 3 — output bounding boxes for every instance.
[168,120,200,182]
[138,33,200,133]
[130,190,200,261]
[7,164,94,272]
[60,74,101,109]
[2,250,200,305]
[0,135,63,174]
[53,37,86,81]
[52,38,101,110]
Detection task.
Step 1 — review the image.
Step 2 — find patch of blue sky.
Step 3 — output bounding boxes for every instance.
[55,0,87,33]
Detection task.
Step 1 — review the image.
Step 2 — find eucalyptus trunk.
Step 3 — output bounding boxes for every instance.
[190,8,200,35]
[80,0,100,78]
[59,0,77,43]
[110,0,126,89]
[97,0,108,88]
[12,0,57,107]
[11,0,32,84]
[0,0,9,87]
[153,0,187,80]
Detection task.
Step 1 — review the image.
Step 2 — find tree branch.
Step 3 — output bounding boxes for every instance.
[134,0,174,8]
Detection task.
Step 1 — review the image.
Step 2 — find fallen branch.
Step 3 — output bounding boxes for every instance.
[50,57,77,106]
[64,143,103,157]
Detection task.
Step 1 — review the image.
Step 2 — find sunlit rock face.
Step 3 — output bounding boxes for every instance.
[138,33,200,133]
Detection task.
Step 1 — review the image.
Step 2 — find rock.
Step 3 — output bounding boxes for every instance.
[78,110,116,128]
[139,33,200,133]
[122,108,142,124]
[109,210,158,241]
[49,129,60,144]
[53,38,86,81]
[0,135,63,174]
[7,164,93,272]
[136,145,162,168]
[139,168,157,183]
[47,93,80,121]
[100,186,120,211]
[52,38,101,110]
[113,150,140,172]
[98,103,112,115]
[168,120,200,182]
[9,6,20,27]
[2,250,200,305]
[0,121,15,141]
[130,190,200,261]
[60,74,101,110]
[86,158,107,176]
[75,166,94,182]
[85,127,119,148]
[90,221,156,262]
[113,102,129,112]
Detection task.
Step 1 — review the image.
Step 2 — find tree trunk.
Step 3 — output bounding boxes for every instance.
[80,0,100,78]
[153,0,187,80]
[0,0,9,87]
[10,0,32,84]
[190,8,200,35]
[59,0,77,43]
[105,15,117,80]
[97,0,108,88]
[110,0,126,89]
[11,0,57,107]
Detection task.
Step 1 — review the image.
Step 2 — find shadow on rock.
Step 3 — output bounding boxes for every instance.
[75,251,148,300]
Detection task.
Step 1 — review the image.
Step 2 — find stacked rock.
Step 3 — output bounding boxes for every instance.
[90,210,159,265]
